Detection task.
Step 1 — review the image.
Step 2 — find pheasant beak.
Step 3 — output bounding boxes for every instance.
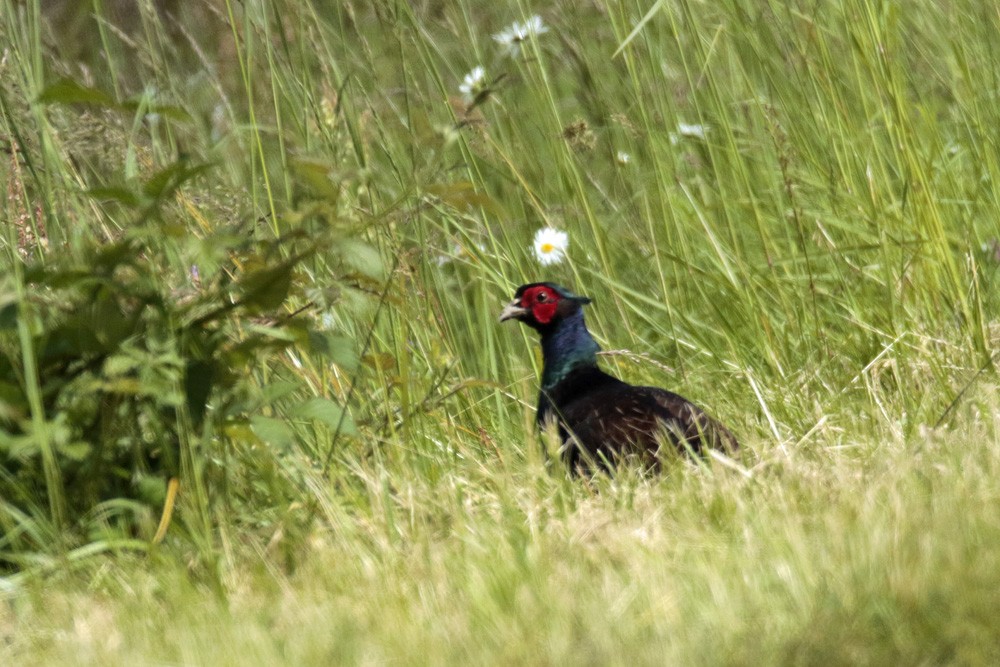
[499,299,529,323]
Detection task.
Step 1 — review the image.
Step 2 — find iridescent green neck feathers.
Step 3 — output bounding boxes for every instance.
[540,308,600,389]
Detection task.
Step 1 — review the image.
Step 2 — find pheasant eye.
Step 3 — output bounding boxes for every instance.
[536,292,548,302]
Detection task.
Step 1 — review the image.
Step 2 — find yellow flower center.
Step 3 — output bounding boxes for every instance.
[540,243,555,254]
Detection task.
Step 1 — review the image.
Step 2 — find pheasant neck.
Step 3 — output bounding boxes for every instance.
[540,309,601,390]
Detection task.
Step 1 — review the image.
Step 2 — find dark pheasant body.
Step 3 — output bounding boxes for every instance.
[501,282,738,470]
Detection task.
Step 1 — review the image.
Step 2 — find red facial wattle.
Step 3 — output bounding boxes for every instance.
[521,285,560,325]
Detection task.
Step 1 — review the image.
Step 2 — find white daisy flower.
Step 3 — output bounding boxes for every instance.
[459,66,487,103]
[533,227,569,266]
[677,122,708,139]
[493,15,549,57]
[616,151,631,166]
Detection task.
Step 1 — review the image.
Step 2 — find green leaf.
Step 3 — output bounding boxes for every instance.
[37,78,116,106]
[184,360,215,426]
[88,292,135,349]
[307,331,359,371]
[290,397,356,435]
[136,475,168,505]
[4,432,39,459]
[142,161,212,200]
[250,416,295,449]
[24,267,98,288]
[120,100,193,123]
[260,381,300,405]
[98,378,147,395]
[340,239,384,280]
[57,441,92,461]
[239,262,295,311]
[87,187,141,208]
[93,240,139,271]
[244,323,300,342]
[291,157,341,200]
[424,181,506,215]
[362,353,397,371]
[0,381,27,424]
[104,353,143,377]
[424,182,475,198]
[0,299,17,331]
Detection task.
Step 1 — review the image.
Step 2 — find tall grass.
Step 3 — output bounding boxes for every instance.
[3,0,1000,663]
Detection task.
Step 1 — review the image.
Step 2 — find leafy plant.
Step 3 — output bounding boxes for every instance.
[0,148,372,565]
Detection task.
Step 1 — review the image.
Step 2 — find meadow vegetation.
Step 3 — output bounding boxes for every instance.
[2,0,1000,663]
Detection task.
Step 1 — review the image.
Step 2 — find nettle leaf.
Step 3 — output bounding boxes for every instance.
[98,377,147,395]
[88,293,136,348]
[142,161,212,200]
[57,441,91,461]
[239,262,296,311]
[136,475,168,506]
[424,181,506,216]
[93,240,139,272]
[41,321,103,359]
[120,100,193,123]
[222,420,256,444]
[290,397,356,435]
[307,331,358,371]
[37,78,116,106]
[0,297,17,331]
[2,432,39,459]
[244,323,300,342]
[339,239,384,280]
[250,415,295,449]
[260,381,300,405]
[362,353,397,371]
[25,267,100,289]
[184,360,215,426]
[0,381,27,424]
[424,181,474,198]
[291,157,341,201]
[37,79,193,125]
[104,352,143,377]
[87,187,141,208]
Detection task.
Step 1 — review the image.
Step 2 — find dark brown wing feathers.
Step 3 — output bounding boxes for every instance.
[543,375,738,470]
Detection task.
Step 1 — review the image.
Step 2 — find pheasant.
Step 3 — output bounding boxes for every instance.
[500,282,738,470]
